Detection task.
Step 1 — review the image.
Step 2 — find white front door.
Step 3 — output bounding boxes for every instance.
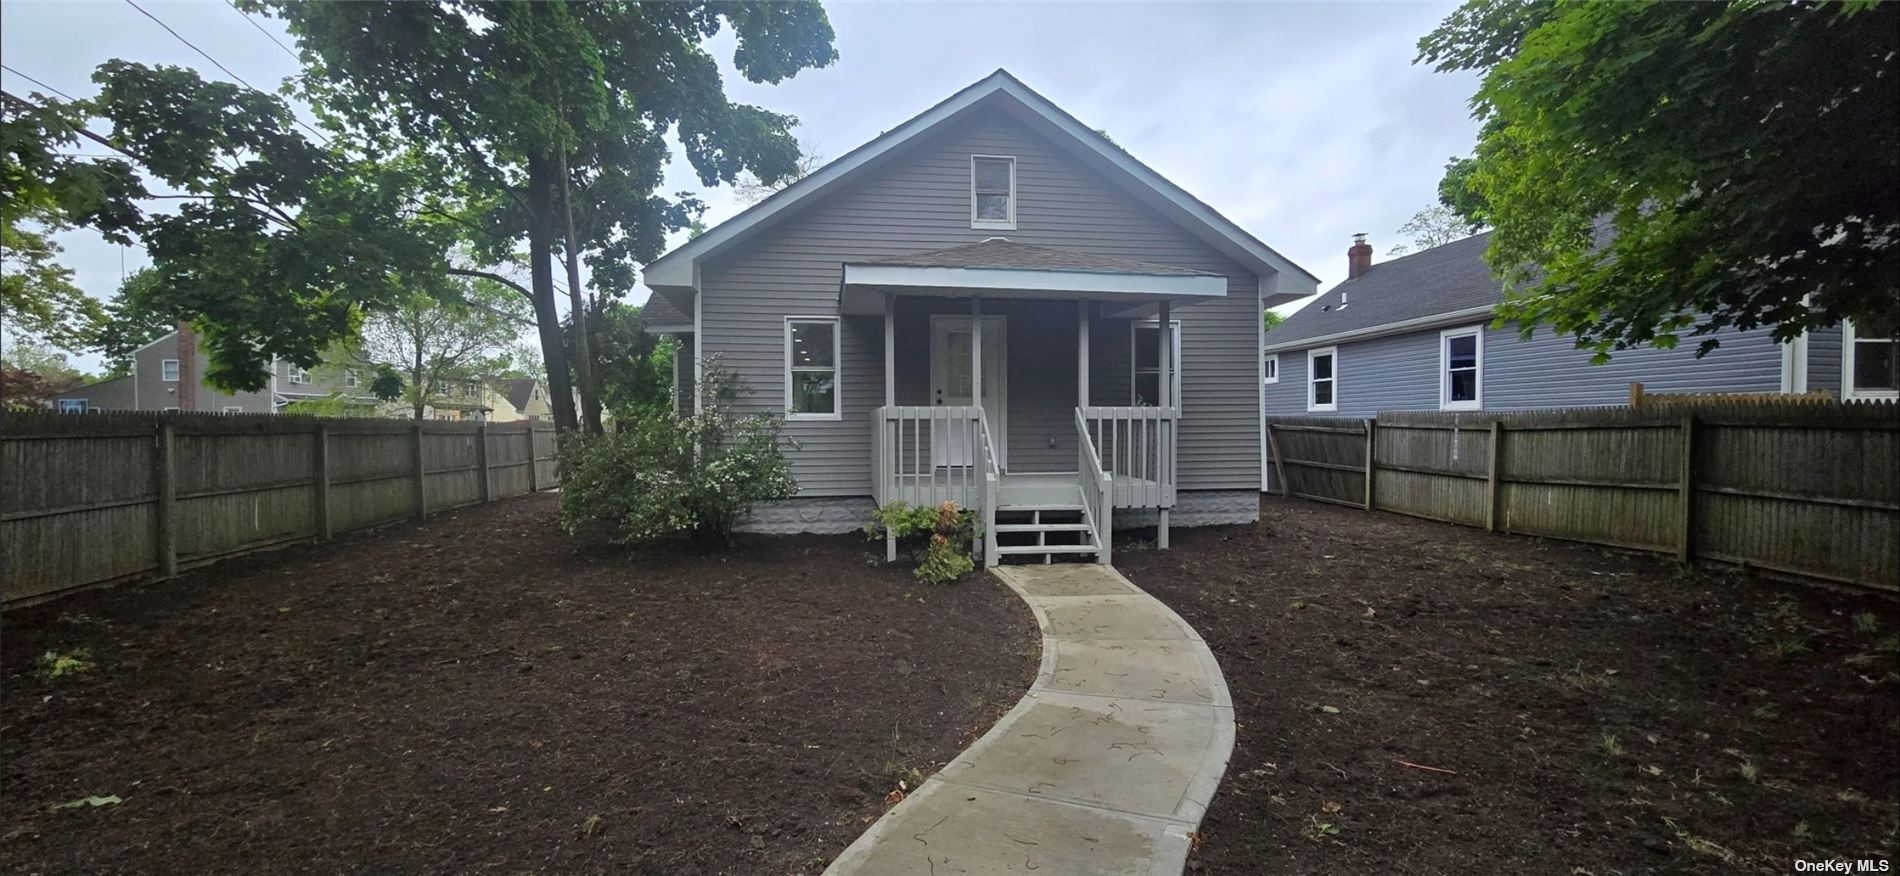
[930,315,1006,469]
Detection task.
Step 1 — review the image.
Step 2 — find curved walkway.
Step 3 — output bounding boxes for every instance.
[826,564,1234,876]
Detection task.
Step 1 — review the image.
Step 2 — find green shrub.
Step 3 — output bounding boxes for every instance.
[868,499,979,583]
[560,364,797,543]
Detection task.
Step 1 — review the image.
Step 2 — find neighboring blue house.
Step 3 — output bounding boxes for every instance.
[1263,232,1897,418]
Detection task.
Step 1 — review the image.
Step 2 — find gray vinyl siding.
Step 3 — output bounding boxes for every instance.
[51,374,136,411]
[697,107,1263,497]
[1806,325,1843,396]
[1267,322,1790,418]
[673,334,696,413]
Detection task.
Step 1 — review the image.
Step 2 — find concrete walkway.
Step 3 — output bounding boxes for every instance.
[826,564,1234,876]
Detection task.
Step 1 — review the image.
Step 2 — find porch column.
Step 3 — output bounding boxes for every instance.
[971,295,983,419]
[884,293,896,407]
[1076,300,1089,407]
[1157,298,1171,550]
[1158,298,1171,409]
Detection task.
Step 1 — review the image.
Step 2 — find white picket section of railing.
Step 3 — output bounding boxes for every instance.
[1079,406,1177,509]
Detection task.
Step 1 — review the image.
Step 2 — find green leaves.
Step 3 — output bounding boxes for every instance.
[1425,0,1900,354]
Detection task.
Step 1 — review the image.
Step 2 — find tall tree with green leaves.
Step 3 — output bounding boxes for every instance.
[357,278,530,421]
[1421,1,1899,359]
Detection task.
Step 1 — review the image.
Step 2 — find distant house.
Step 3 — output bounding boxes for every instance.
[50,327,378,415]
[1262,233,1896,418]
[497,378,552,422]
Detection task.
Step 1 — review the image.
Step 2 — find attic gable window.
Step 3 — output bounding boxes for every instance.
[971,155,1016,230]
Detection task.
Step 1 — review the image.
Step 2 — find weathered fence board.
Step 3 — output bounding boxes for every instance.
[1268,399,1899,590]
[1,410,560,606]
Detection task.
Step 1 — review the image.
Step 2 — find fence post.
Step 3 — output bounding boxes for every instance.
[412,421,427,520]
[525,427,539,493]
[1362,418,1376,510]
[154,418,177,578]
[1265,423,1290,496]
[314,423,332,540]
[1677,414,1696,563]
[476,423,491,503]
[1486,420,1503,532]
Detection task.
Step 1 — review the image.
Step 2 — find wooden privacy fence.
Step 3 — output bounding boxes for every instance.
[1265,400,1900,591]
[2,410,560,606]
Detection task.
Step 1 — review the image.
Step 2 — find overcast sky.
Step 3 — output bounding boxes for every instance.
[2,0,1481,371]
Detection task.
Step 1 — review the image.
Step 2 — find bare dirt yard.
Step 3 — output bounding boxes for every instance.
[1,493,1037,874]
[1117,496,1900,875]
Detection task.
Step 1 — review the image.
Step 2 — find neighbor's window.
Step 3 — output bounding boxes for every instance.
[345,370,359,388]
[1308,347,1337,412]
[1440,327,1483,410]
[160,358,180,382]
[1132,321,1182,406]
[786,317,840,418]
[1844,320,1898,400]
[222,405,244,414]
[294,368,310,384]
[1264,354,1279,385]
[971,155,1016,229]
[59,398,88,414]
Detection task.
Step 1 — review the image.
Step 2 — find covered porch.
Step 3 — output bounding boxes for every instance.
[845,239,1210,565]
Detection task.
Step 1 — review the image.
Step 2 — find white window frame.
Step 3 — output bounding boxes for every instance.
[59,398,88,414]
[1439,326,1485,411]
[1843,320,1899,400]
[293,367,310,385]
[222,405,244,414]
[1129,319,1183,406]
[160,358,180,382]
[784,316,842,421]
[162,406,180,413]
[970,154,1017,231]
[345,370,359,388]
[1263,353,1279,385]
[1307,346,1338,413]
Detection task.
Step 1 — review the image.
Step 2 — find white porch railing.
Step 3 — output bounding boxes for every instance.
[1078,406,1177,509]
[1075,409,1113,566]
[871,405,987,508]
[979,415,1001,568]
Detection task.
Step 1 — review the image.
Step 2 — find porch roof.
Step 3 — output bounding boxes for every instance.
[840,238,1227,315]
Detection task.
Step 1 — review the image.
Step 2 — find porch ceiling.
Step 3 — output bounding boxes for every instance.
[840,238,1226,315]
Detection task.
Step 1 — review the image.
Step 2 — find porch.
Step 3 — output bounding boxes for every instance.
[850,240,1203,566]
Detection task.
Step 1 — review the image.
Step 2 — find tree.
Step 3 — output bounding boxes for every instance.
[731,138,824,203]
[93,268,179,373]
[1419,1,1900,359]
[1384,205,1481,257]
[1262,309,1285,332]
[588,301,675,420]
[1,337,89,409]
[357,279,529,420]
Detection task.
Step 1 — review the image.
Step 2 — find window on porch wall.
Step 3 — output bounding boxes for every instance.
[1131,322,1180,407]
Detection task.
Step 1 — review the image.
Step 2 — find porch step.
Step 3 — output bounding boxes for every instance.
[993,544,1102,557]
[992,522,1094,533]
[997,503,1085,513]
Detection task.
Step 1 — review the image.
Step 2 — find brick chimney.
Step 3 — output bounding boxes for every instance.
[1347,233,1373,280]
[175,322,199,412]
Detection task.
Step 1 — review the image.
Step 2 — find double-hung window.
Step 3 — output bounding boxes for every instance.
[1844,320,1898,400]
[1264,354,1279,385]
[1307,347,1338,412]
[1440,327,1483,410]
[1131,321,1182,406]
[59,399,88,414]
[160,358,180,382]
[971,155,1016,230]
[785,317,840,419]
[293,368,310,385]
[345,370,359,388]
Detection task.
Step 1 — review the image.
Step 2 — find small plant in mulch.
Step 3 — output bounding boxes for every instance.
[866,500,979,584]
[36,648,93,681]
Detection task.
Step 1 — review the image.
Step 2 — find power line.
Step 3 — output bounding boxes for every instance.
[223,0,299,63]
[0,64,79,102]
[121,0,330,146]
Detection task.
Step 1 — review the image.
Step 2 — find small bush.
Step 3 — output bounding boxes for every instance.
[37,648,93,680]
[868,500,979,583]
[560,363,797,543]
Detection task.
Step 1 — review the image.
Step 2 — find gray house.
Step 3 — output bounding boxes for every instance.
[52,327,375,415]
[1263,232,1897,418]
[640,70,1320,561]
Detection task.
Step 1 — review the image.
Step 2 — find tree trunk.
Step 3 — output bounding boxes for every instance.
[558,147,604,435]
[527,154,579,432]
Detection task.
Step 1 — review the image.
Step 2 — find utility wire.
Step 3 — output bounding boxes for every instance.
[1,63,79,102]
[223,0,299,62]
[122,0,330,146]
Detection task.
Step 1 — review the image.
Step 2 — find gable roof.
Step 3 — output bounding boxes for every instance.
[642,69,1318,302]
[1263,232,1503,351]
[860,238,1220,277]
[500,378,540,412]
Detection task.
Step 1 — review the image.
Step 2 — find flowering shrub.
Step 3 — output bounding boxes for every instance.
[560,364,796,543]
[867,499,978,583]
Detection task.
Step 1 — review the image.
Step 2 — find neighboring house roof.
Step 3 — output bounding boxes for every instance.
[500,378,540,412]
[52,374,131,398]
[642,68,1319,303]
[860,238,1221,277]
[1264,232,1501,352]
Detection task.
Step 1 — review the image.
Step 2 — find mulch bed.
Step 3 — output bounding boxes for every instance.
[1,493,1037,874]
[1117,496,1899,875]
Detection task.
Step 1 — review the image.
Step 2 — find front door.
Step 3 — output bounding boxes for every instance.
[930,315,1006,469]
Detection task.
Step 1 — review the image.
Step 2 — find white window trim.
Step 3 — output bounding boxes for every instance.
[1439,326,1485,411]
[1843,319,1899,400]
[784,316,842,421]
[293,368,310,385]
[1307,346,1338,413]
[345,370,359,388]
[1264,353,1279,385]
[970,154,1017,231]
[60,398,89,414]
[160,358,180,382]
[221,405,244,414]
[1129,319,1183,406]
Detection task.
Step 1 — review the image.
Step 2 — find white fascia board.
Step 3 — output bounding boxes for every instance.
[1263,306,1498,354]
[644,69,1319,291]
[843,264,1227,297]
